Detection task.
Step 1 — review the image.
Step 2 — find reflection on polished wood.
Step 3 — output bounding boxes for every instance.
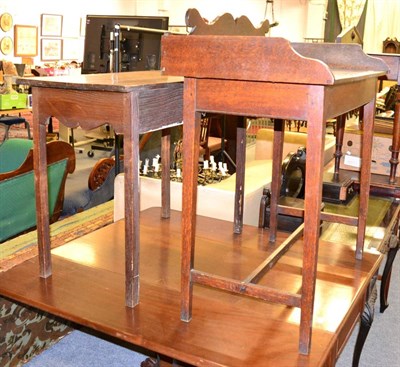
[0,208,382,367]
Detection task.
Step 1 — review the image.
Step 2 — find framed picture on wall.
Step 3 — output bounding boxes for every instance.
[41,14,63,37]
[0,13,13,32]
[14,25,38,57]
[0,36,13,55]
[41,38,62,61]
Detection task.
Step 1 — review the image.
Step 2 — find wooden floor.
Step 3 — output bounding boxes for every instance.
[0,208,382,366]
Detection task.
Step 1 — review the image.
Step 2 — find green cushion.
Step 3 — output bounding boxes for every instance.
[0,159,67,242]
[0,138,34,173]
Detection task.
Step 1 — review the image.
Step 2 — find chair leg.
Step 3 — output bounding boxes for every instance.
[25,121,32,139]
[4,125,11,140]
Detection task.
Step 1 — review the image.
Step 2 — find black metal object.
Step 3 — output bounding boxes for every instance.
[280,147,306,199]
[259,148,307,232]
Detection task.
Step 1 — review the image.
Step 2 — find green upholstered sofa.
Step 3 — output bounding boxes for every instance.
[0,138,75,242]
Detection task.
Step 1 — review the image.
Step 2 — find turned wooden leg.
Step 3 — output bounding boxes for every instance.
[333,114,346,182]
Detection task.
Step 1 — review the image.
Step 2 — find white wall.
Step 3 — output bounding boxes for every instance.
[0,0,137,65]
[363,0,400,53]
[1,0,321,67]
[1,0,396,68]
[136,0,311,42]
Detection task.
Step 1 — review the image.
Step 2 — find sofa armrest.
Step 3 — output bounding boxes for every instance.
[0,140,76,241]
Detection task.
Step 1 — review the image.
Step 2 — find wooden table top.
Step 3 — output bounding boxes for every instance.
[0,208,382,366]
[368,52,400,83]
[17,70,183,92]
[161,36,388,85]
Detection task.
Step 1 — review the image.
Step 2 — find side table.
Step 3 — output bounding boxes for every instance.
[17,71,183,307]
[162,35,388,354]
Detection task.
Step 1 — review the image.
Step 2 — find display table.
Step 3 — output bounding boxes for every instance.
[16,71,183,307]
[0,207,392,367]
[161,35,388,354]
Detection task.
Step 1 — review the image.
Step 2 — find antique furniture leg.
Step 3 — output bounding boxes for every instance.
[333,114,346,182]
[380,234,399,313]
[124,92,141,307]
[389,91,400,184]
[114,134,122,175]
[181,78,201,322]
[161,128,171,219]
[356,99,376,260]
[233,119,246,234]
[269,119,285,242]
[299,90,326,354]
[32,90,52,278]
[352,274,378,367]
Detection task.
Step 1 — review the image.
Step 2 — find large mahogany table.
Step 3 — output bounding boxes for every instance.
[16,71,183,307]
[161,36,388,354]
[0,208,387,366]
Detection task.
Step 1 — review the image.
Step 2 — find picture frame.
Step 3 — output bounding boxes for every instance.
[62,15,80,37]
[41,38,62,61]
[14,25,38,57]
[41,14,63,37]
[0,36,13,55]
[63,37,83,60]
[0,13,13,32]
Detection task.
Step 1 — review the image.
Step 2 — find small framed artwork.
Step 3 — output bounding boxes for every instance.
[14,25,38,57]
[0,13,13,32]
[41,14,63,37]
[0,36,13,55]
[63,37,83,60]
[41,38,62,61]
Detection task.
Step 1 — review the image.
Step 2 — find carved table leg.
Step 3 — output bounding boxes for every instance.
[352,274,378,367]
[380,238,399,313]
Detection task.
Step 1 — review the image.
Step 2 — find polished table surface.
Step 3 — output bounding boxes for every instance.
[0,208,383,367]
[17,71,183,308]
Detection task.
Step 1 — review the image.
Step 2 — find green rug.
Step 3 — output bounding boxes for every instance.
[321,196,392,250]
[0,200,114,271]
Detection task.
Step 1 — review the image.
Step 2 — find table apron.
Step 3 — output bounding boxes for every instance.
[194,78,377,121]
[32,85,183,135]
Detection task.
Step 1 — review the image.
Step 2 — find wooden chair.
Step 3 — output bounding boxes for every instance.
[0,139,75,241]
[0,116,31,144]
[199,114,227,160]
